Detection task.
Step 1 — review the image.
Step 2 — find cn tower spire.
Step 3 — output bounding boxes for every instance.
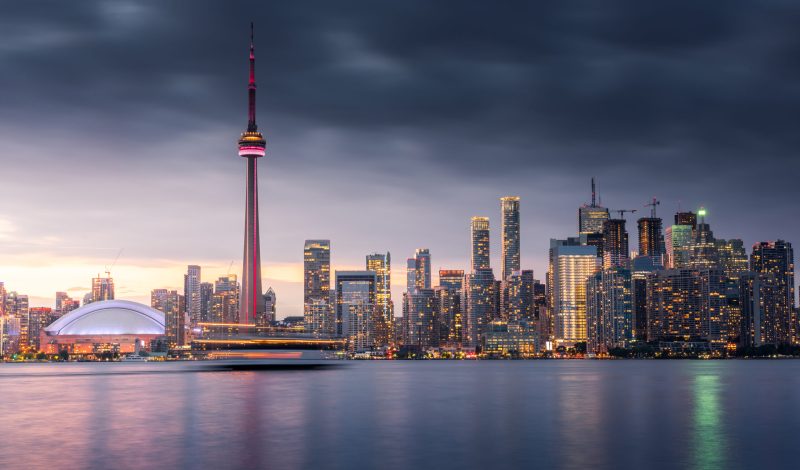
[238,23,267,327]
[247,21,257,132]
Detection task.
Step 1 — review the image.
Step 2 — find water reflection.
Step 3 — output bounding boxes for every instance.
[692,370,726,470]
[2,361,800,470]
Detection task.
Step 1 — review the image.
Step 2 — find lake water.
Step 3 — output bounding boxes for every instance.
[0,360,798,469]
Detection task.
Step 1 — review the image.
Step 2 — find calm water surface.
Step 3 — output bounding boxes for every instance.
[1,360,799,470]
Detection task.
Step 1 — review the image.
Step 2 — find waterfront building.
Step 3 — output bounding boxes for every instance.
[304,239,331,334]
[305,298,334,337]
[260,287,276,326]
[645,269,727,347]
[481,321,538,357]
[464,269,495,347]
[211,275,239,324]
[367,253,392,347]
[506,270,534,322]
[41,300,165,355]
[184,265,201,326]
[501,196,521,280]
[152,289,183,347]
[550,240,599,347]
[335,271,377,351]
[739,272,782,347]
[304,240,331,303]
[750,240,795,344]
[688,209,718,269]
[586,267,633,354]
[403,288,438,350]
[27,307,52,351]
[435,270,464,347]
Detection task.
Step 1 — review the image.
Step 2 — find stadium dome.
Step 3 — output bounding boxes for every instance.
[45,299,165,336]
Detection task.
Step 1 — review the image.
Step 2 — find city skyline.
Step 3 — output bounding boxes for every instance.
[1,2,799,317]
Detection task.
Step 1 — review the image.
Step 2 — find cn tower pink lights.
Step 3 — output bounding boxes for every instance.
[237,23,267,324]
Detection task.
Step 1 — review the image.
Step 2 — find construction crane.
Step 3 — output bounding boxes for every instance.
[613,209,637,220]
[104,248,123,278]
[644,197,660,218]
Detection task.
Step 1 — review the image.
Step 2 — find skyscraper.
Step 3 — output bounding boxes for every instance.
[212,275,239,324]
[688,208,718,269]
[665,224,694,269]
[336,271,377,351]
[550,240,599,347]
[91,274,114,303]
[304,239,331,303]
[750,240,795,344]
[586,267,632,354]
[470,217,490,271]
[414,249,431,291]
[200,282,213,323]
[637,217,664,259]
[501,196,521,280]
[675,211,697,228]
[406,258,417,293]
[184,265,201,326]
[505,270,534,322]
[261,287,276,325]
[152,289,183,347]
[238,24,268,325]
[403,288,438,350]
[367,252,393,347]
[578,178,609,235]
[602,219,629,269]
[435,270,464,347]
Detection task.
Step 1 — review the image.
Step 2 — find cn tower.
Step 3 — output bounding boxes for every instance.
[237,23,266,325]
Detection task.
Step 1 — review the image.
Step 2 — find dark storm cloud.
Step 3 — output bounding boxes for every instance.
[3,1,799,175]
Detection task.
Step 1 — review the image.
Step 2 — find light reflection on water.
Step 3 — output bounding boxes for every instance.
[1,361,799,470]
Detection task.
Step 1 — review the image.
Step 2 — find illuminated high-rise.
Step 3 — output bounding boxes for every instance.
[578,178,609,235]
[750,240,795,344]
[470,217,490,271]
[602,219,629,269]
[304,240,331,303]
[367,252,393,347]
[586,267,632,353]
[335,271,377,351]
[688,208,718,269]
[665,224,694,269]
[211,275,239,324]
[435,270,464,347]
[506,270,534,322]
[152,289,183,347]
[637,217,664,258]
[406,258,417,293]
[414,249,431,290]
[184,265,201,326]
[91,274,114,303]
[237,24,268,325]
[501,196,521,280]
[550,240,599,346]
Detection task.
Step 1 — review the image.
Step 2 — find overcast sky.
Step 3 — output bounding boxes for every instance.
[1,1,799,315]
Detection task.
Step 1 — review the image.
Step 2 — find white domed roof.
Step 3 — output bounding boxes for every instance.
[45,299,165,336]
